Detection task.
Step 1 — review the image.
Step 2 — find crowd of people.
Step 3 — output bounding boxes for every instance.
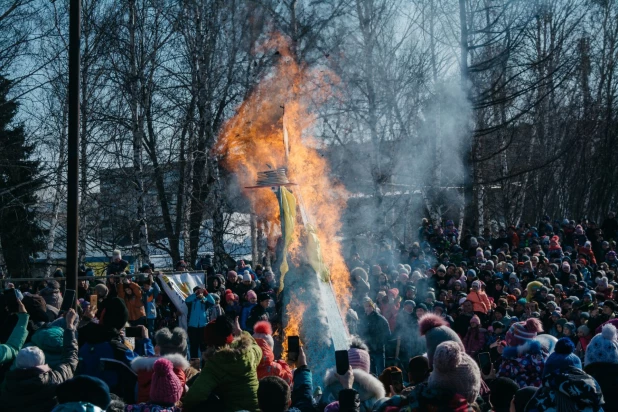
[0,213,617,411]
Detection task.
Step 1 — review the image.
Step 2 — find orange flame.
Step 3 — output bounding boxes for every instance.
[281,294,305,357]
[216,34,351,314]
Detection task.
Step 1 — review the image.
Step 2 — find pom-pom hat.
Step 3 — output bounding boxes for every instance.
[150,358,183,405]
[585,323,618,366]
[253,321,274,349]
[429,341,481,403]
[419,313,463,365]
[505,318,543,347]
[543,337,582,377]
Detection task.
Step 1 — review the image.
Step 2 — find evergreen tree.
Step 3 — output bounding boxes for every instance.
[0,75,44,277]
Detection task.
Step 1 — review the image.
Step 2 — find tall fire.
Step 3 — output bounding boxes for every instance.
[216,35,351,384]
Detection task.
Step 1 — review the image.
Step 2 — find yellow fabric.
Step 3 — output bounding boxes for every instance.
[305,224,329,282]
[279,187,296,293]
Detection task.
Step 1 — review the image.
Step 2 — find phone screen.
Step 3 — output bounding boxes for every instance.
[4,288,18,312]
[287,336,300,362]
[391,370,403,385]
[335,350,350,375]
[478,352,492,375]
[90,294,98,313]
[125,326,142,338]
[60,289,76,313]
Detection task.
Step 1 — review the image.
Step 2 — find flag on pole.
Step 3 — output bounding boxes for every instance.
[157,272,204,330]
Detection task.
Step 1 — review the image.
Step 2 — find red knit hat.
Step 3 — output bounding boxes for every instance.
[149,358,183,405]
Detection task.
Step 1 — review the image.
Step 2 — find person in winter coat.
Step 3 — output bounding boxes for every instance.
[463,315,486,359]
[257,346,315,412]
[246,292,271,332]
[359,297,391,375]
[584,323,618,412]
[117,278,146,326]
[0,309,78,412]
[181,316,262,412]
[131,327,193,404]
[252,321,292,384]
[206,274,226,297]
[374,341,481,412]
[40,280,63,310]
[497,318,547,388]
[525,366,604,412]
[126,358,183,412]
[77,297,155,397]
[240,290,258,331]
[141,275,160,338]
[321,339,385,412]
[25,326,67,369]
[351,267,370,311]
[467,280,492,315]
[0,298,29,384]
[185,287,214,359]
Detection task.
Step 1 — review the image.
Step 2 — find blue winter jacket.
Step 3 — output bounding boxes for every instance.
[142,282,160,320]
[186,293,215,328]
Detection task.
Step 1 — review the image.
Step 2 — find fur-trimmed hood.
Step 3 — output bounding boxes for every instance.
[204,331,259,361]
[323,367,386,401]
[502,339,543,359]
[131,353,190,372]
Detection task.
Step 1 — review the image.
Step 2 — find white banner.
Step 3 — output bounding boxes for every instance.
[157,272,205,330]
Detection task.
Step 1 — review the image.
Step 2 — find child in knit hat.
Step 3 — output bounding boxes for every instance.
[126,358,183,411]
[497,318,546,388]
[576,324,592,358]
[542,338,582,378]
[584,324,618,411]
[462,315,486,359]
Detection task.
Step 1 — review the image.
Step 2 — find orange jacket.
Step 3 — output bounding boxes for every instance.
[466,290,492,314]
[117,282,146,321]
[255,338,292,385]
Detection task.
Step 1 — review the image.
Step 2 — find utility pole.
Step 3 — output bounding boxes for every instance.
[66,0,81,303]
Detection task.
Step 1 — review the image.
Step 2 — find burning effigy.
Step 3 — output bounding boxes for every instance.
[216,34,350,386]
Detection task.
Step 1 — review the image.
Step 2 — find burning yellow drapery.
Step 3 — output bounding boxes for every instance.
[278,186,296,292]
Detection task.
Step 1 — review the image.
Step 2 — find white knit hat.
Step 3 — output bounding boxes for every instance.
[585,324,618,366]
[16,346,45,368]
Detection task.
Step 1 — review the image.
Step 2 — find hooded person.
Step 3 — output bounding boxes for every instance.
[524,366,604,412]
[126,358,183,412]
[321,337,385,412]
[130,327,192,403]
[498,318,547,388]
[252,321,292,385]
[181,315,262,412]
[584,323,618,412]
[0,309,79,412]
[418,313,463,366]
[40,280,64,310]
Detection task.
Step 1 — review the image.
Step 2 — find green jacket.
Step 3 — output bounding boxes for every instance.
[182,332,262,412]
[0,312,29,365]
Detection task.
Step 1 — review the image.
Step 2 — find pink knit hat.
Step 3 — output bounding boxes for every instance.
[348,347,371,373]
[150,358,183,405]
[246,290,257,301]
[470,315,481,326]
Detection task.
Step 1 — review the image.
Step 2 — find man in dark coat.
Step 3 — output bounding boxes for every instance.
[359,297,391,376]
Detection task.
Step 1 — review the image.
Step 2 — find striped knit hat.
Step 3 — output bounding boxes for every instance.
[348,347,371,373]
[505,318,543,347]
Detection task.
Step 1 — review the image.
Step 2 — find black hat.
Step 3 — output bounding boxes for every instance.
[258,293,271,302]
[603,300,617,312]
[101,297,129,330]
